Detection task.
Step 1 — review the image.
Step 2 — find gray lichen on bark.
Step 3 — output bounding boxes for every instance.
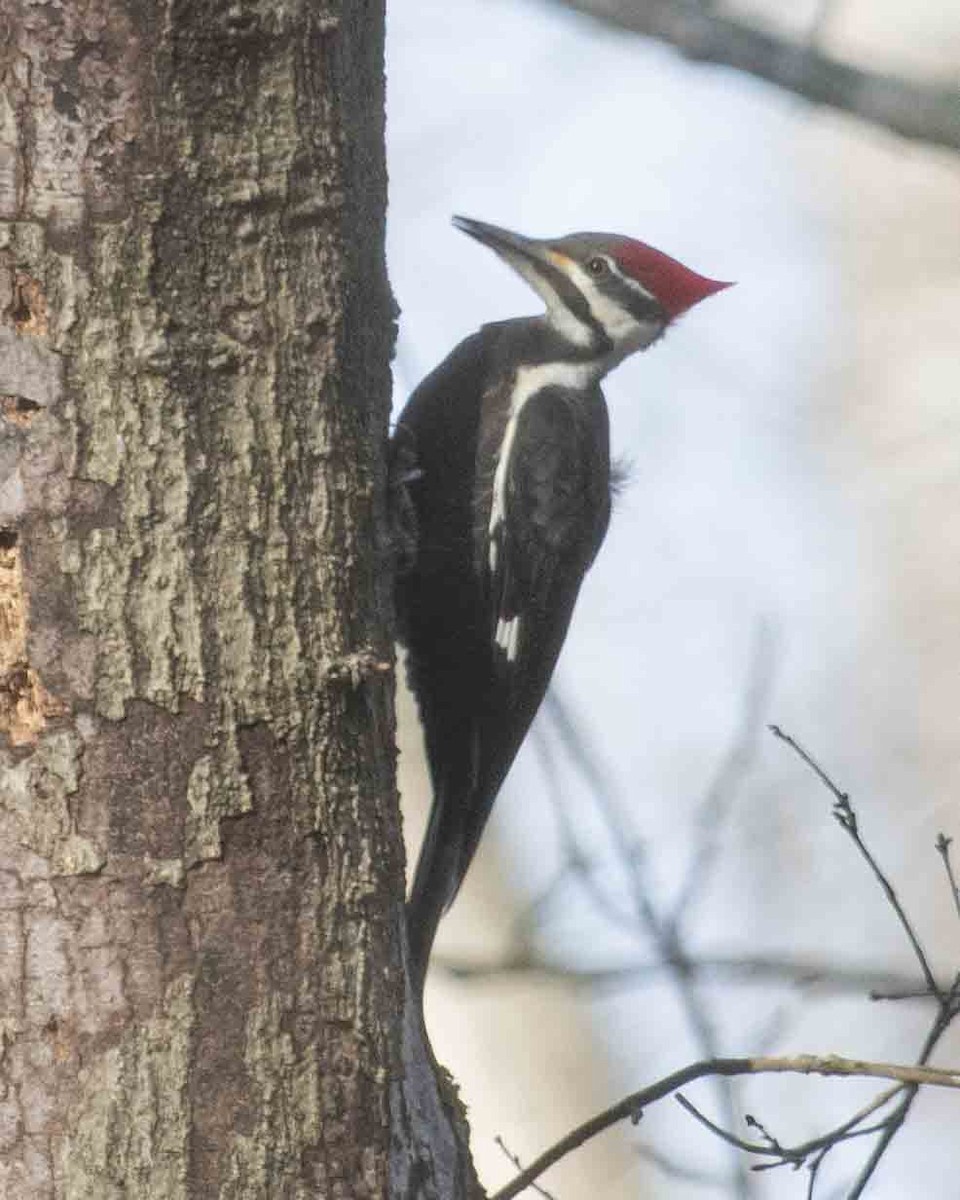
[65,214,206,722]
[60,975,194,1200]
[0,729,103,875]
[218,992,323,1198]
[184,726,253,866]
[0,0,422,1195]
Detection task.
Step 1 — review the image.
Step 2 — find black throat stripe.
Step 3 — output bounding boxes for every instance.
[535,259,611,353]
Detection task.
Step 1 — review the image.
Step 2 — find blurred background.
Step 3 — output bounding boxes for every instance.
[387,2,960,1196]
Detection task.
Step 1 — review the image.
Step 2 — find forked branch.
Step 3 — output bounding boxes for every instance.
[490,1054,960,1200]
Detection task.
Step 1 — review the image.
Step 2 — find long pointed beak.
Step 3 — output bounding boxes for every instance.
[453,215,567,319]
[452,215,546,267]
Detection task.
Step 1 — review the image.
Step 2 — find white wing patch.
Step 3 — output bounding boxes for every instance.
[494,615,521,661]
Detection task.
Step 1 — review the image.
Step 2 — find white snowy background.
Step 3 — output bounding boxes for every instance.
[388,2,960,1196]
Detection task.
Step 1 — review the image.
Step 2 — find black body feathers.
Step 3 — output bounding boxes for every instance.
[394,320,611,996]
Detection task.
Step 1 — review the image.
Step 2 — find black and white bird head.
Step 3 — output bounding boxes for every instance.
[453,215,731,370]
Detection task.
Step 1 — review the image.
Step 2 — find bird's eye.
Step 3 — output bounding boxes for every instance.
[587,257,607,276]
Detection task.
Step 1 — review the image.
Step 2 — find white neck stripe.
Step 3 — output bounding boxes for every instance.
[487,360,598,570]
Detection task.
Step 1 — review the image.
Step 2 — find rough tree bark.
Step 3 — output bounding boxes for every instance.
[0,1,473,1195]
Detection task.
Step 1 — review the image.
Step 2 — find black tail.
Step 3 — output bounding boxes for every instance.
[406,791,463,1000]
[406,780,506,1000]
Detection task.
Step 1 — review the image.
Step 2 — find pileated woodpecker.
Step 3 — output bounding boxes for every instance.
[394,216,730,996]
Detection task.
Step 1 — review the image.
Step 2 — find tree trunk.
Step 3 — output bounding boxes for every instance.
[0,2,472,1195]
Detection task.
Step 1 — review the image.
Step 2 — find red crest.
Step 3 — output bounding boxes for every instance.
[613,240,732,318]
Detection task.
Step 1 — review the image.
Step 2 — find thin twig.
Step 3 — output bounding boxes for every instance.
[676,1095,781,1159]
[845,1090,912,1200]
[935,833,960,922]
[489,1054,960,1200]
[769,725,941,998]
[438,947,923,1002]
[847,974,960,1197]
[546,686,752,1197]
[870,986,939,1002]
[675,1085,902,1168]
[769,726,960,1195]
[494,1136,557,1200]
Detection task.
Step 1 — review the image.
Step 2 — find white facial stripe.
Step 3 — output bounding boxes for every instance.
[584,254,657,305]
[507,252,594,349]
[610,258,657,303]
[544,287,594,348]
[563,258,656,344]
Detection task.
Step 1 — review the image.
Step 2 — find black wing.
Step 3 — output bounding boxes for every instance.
[487,384,610,693]
[459,385,611,870]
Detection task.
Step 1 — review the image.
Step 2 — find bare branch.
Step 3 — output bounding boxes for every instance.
[676,1096,791,1161]
[848,973,960,1196]
[494,1136,558,1200]
[516,705,960,1195]
[845,1091,912,1200]
[870,986,939,1002]
[769,726,960,1194]
[770,725,942,998]
[547,0,960,152]
[438,946,923,1002]
[490,1054,960,1200]
[544,686,753,1194]
[675,1085,902,1170]
[507,720,960,1196]
[935,833,960,922]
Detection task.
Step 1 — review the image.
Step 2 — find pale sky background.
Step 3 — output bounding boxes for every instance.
[388,3,960,1196]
